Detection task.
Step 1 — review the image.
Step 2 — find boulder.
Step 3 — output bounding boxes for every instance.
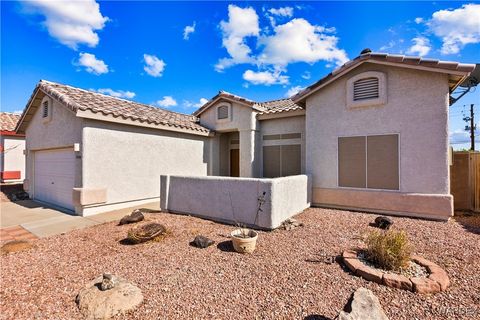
[119,209,145,225]
[76,274,143,320]
[100,273,116,291]
[374,216,393,230]
[127,222,166,244]
[191,235,215,248]
[338,287,388,320]
[280,218,304,231]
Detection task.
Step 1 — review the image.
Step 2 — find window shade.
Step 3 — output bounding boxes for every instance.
[367,135,399,190]
[338,136,366,188]
[263,146,281,178]
[281,145,301,176]
[353,77,379,101]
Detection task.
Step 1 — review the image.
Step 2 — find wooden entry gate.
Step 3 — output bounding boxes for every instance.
[450,151,480,212]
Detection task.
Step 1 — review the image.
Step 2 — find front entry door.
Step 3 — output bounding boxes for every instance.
[230,149,239,177]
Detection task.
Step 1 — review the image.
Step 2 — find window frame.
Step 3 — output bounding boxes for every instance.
[336,133,400,192]
[346,71,387,109]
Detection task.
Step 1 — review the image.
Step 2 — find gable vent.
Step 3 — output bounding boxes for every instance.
[217,105,229,119]
[42,101,49,118]
[353,77,379,101]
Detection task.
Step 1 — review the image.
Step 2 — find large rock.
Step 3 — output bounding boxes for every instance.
[191,235,215,248]
[374,216,393,230]
[338,288,388,320]
[127,222,166,244]
[119,209,145,225]
[76,274,143,319]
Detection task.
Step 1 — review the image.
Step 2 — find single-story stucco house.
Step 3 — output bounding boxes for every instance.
[1,112,25,183]
[15,51,475,221]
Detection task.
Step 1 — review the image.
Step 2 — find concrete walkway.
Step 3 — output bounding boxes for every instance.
[0,200,160,239]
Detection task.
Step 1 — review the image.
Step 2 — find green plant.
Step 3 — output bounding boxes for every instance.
[364,230,413,271]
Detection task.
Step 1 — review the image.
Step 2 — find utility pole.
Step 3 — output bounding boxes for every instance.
[463,104,476,151]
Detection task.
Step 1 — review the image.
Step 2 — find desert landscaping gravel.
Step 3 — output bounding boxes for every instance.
[1,208,479,319]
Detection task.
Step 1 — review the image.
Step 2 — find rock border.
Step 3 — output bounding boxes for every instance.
[342,250,450,294]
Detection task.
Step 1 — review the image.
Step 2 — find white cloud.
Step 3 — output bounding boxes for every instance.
[407,37,431,56]
[215,4,260,71]
[414,17,424,24]
[143,54,166,77]
[258,18,348,67]
[77,52,108,74]
[301,71,311,80]
[427,4,480,54]
[13,110,23,114]
[20,0,108,49]
[268,7,294,17]
[184,98,209,108]
[243,69,289,85]
[183,22,196,40]
[95,88,135,99]
[285,85,304,97]
[156,96,177,108]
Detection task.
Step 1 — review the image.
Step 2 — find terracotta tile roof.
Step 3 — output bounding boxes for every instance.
[30,80,210,134]
[0,112,21,132]
[193,90,258,116]
[193,92,304,116]
[256,99,304,115]
[292,52,476,103]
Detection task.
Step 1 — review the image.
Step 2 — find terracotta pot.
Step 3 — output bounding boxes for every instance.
[231,229,258,254]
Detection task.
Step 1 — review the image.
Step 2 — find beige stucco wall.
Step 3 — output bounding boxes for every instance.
[199,100,260,177]
[24,96,83,194]
[1,135,26,181]
[160,174,311,229]
[260,115,306,176]
[81,119,210,214]
[306,63,451,219]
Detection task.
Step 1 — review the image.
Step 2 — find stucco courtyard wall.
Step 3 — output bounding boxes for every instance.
[160,174,311,229]
[306,63,452,220]
[80,119,210,215]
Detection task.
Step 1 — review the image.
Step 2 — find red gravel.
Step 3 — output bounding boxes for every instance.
[1,208,479,319]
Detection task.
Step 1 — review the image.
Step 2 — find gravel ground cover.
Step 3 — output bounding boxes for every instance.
[1,208,479,320]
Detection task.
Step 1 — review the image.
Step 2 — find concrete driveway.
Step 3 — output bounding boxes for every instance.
[0,200,160,239]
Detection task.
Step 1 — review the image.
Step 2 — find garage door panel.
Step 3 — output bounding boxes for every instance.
[34,149,75,210]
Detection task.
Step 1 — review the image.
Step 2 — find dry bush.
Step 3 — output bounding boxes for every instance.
[364,229,413,271]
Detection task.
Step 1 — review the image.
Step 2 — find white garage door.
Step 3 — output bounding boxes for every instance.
[34,149,75,210]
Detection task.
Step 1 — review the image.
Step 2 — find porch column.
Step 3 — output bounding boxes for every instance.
[239,129,260,178]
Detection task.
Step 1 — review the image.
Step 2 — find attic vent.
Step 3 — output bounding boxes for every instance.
[217,105,229,120]
[42,101,49,118]
[353,77,379,101]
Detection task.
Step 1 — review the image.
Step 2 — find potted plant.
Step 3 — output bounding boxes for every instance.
[229,191,265,254]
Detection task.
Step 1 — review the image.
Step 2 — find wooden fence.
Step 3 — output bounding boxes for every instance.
[450,151,480,212]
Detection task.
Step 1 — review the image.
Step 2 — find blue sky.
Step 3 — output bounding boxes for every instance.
[1,1,479,149]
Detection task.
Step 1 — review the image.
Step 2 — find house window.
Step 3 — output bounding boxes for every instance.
[217,105,229,120]
[263,144,301,178]
[346,71,386,108]
[338,134,399,190]
[42,101,49,118]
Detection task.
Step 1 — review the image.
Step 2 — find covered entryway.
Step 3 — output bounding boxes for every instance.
[33,148,75,211]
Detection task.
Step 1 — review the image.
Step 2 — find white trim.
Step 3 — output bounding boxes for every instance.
[336,133,400,192]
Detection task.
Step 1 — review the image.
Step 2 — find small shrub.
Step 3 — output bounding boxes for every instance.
[364,229,412,271]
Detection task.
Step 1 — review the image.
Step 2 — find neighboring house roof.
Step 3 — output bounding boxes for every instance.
[255,99,304,115]
[193,91,304,117]
[292,51,476,104]
[16,80,211,136]
[1,112,21,131]
[1,112,24,137]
